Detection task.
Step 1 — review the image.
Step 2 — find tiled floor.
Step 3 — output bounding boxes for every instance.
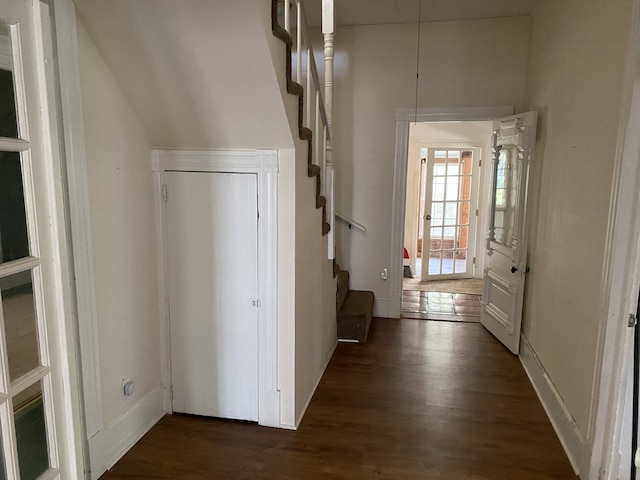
[402,290,482,322]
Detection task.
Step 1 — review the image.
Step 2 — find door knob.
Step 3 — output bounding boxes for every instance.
[425,214,431,221]
[511,266,518,273]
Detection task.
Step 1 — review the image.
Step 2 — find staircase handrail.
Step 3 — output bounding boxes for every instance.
[336,213,366,233]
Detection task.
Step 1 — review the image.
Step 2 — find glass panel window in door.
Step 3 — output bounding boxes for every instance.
[0,23,19,139]
[0,151,30,264]
[1,271,40,382]
[14,380,49,480]
[491,147,519,246]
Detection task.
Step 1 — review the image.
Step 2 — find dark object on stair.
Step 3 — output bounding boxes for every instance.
[336,270,374,343]
[403,248,413,278]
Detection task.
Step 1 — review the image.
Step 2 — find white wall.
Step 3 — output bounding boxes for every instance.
[293,131,337,425]
[332,17,531,315]
[522,0,633,458]
[403,121,493,279]
[74,0,293,150]
[77,15,162,450]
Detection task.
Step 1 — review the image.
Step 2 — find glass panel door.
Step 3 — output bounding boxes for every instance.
[0,14,57,479]
[421,149,476,280]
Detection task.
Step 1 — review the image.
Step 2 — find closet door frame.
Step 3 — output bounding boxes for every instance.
[152,149,280,428]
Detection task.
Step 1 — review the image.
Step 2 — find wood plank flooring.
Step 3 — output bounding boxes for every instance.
[402,291,482,322]
[100,319,576,479]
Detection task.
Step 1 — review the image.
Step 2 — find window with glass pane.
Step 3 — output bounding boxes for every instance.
[14,380,49,480]
[491,146,519,246]
[0,152,30,264]
[0,24,18,140]
[1,271,40,382]
[0,427,5,480]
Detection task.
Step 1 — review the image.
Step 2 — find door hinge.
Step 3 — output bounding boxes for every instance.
[252,299,261,307]
[162,184,168,202]
[170,384,174,401]
[473,257,476,265]
[629,313,637,328]
[479,159,482,167]
[475,209,478,217]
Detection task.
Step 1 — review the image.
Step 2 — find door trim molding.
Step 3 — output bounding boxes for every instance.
[151,149,280,427]
[48,0,101,474]
[390,106,514,318]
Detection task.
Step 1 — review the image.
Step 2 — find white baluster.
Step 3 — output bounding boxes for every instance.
[323,0,335,259]
[326,165,335,259]
[296,1,302,84]
[284,0,291,34]
[306,47,313,128]
[315,91,322,177]
[322,0,334,137]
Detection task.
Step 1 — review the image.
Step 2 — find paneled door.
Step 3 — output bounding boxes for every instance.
[421,148,479,280]
[0,1,80,478]
[480,112,538,354]
[166,171,259,421]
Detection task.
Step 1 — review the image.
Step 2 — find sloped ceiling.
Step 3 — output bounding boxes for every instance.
[304,0,539,26]
[74,0,294,150]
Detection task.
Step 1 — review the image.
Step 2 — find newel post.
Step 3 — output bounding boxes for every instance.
[322,0,336,259]
[322,0,334,142]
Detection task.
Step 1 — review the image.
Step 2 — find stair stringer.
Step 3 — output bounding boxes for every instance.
[270,0,330,236]
[267,0,339,428]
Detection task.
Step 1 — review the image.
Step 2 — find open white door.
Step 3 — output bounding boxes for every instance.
[481,112,537,354]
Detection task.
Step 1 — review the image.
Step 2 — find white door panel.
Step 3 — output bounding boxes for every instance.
[166,171,258,421]
[481,112,537,354]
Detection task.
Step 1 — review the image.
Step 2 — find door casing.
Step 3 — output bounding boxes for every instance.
[152,149,280,428]
[391,106,514,318]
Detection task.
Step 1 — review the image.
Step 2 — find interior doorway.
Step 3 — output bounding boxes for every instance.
[400,120,493,321]
[402,121,493,283]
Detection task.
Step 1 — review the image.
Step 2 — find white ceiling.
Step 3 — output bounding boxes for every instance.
[304,0,540,27]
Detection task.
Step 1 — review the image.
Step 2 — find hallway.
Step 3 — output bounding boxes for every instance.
[100,318,576,479]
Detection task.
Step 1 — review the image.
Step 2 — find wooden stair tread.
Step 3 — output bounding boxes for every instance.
[340,290,374,315]
[336,269,374,343]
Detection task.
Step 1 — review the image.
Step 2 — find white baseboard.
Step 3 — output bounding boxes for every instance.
[88,383,165,479]
[520,338,589,476]
[374,298,389,318]
[292,340,338,429]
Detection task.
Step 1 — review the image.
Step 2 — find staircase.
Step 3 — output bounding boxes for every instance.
[271,0,375,342]
[271,0,330,236]
[336,270,374,343]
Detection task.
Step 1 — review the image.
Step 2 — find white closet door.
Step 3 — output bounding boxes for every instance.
[166,171,258,421]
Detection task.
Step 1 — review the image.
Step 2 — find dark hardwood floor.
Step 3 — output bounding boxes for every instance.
[100,319,576,479]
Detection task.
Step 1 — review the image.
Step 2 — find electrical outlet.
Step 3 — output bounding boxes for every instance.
[121,378,135,397]
[381,268,388,280]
